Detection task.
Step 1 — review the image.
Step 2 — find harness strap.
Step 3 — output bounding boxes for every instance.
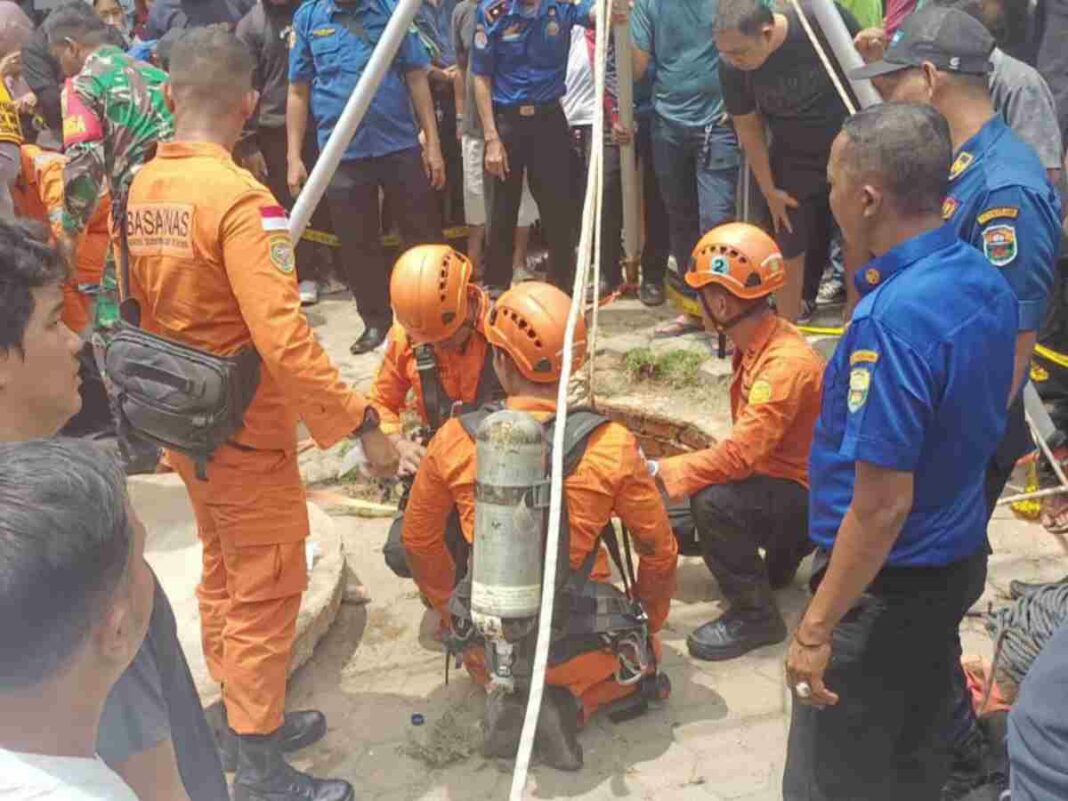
[413,343,449,432]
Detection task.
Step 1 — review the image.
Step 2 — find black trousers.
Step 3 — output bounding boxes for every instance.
[636,113,670,286]
[783,548,989,801]
[690,475,809,608]
[326,147,441,327]
[571,125,623,287]
[384,507,469,584]
[484,103,576,292]
[257,124,335,285]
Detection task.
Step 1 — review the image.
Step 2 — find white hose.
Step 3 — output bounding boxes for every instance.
[507,0,609,795]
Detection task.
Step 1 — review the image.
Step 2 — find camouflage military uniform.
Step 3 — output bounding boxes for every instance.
[61,45,174,327]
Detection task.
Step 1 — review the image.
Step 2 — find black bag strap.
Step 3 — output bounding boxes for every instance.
[413,344,449,432]
[473,342,505,405]
[114,194,141,327]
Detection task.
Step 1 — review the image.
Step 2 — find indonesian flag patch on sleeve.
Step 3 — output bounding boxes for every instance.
[260,205,290,232]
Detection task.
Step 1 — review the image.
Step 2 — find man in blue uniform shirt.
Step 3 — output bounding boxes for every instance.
[853,10,1063,796]
[287,0,445,355]
[471,0,618,292]
[782,103,1018,801]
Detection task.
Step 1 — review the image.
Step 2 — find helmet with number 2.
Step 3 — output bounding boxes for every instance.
[687,223,785,300]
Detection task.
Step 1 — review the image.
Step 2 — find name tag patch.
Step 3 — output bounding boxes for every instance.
[311,27,336,37]
[127,203,195,258]
[850,350,879,365]
[982,224,1018,267]
[977,206,1020,225]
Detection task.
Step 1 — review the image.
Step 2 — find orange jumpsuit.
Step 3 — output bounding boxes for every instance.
[368,288,493,435]
[11,144,110,333]
[658,315,824,498]
[125,140,368,735]
[402,396,678,722]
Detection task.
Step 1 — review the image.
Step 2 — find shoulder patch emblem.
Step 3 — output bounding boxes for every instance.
[260,205,289,232]
[942,196,958,221]
[748,378,772,405]
[982,224,1018,267]
[977,206,1020,226]
[864,268,880,286]
[486,0,506,23]
[847,367,871,414]
[850,350,879,365]
[268,234,296,275]
[949,151,974,180]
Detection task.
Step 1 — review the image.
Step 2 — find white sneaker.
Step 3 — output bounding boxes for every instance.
[298,280,319,306]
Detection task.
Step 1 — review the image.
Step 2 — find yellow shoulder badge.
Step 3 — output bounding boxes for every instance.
[268,234,296,275]
[850,350,879,365]
[847,367,871,414]
[942,196,958,221]
[748,378,772,405]
[949,151,974,180]
[486,0,506,23]
[977,206,1020,225]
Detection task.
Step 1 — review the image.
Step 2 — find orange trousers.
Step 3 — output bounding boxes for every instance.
[171,444,309,735]
[463,636,661,725]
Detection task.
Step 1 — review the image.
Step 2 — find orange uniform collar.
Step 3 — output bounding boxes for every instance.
[155,140,234,161]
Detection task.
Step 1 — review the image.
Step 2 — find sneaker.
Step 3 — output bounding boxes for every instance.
[298,280,320,306]
[816,276,845,306]
[797,299,817,325]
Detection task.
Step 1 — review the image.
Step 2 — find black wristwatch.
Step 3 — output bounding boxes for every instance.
[353,406,381,437]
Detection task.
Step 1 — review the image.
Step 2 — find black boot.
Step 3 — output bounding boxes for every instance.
[687,589,787,662]
[207,702,328,773]
[533,687,583,771]
[234,730,353,801]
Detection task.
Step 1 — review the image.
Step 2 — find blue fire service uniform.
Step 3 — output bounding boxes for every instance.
[471,0,594,293]
[784,225,1018,799]
[290,0,441,334]
[940,113,1063,757]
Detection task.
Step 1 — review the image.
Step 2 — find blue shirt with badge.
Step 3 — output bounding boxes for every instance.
[941,115,1062,332]
[809,225,1018,567]
[470,0,594,106]
[290,0,431,162]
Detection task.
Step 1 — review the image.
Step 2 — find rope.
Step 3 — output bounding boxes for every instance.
[507,0,608,795]
[786,0,857,116]
[984,583,1068,692]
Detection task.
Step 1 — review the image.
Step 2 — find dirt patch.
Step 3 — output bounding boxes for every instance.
[399,704,482,768]
[364,605,409,645]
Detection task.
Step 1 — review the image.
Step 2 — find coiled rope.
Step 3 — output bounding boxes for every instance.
[983,583,1068,704]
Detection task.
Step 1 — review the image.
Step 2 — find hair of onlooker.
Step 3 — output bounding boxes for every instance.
[0,438,131,691]
[840,102,952,217]
[713,0,775,36]
[167,25,255,115]
[44,3,112,47]
[0,220,67,357]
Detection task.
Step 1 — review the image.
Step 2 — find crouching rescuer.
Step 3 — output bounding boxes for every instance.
[369,244,504,579]
[401,282,678,768]
[650,224,824,662]
[105,28,398,801]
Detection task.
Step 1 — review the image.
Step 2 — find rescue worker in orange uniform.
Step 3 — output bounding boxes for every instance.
[123,28,397,801]
[11,143,110,334]
[369,243,504,578]
[649,223,824,663]
[402,281,678,768]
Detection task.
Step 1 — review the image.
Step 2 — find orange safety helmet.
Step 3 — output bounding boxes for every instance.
[485,282,585,383]
[390,245,474,343]
[686,223,786,300]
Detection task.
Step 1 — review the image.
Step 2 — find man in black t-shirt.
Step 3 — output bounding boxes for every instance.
[715,0,860,323]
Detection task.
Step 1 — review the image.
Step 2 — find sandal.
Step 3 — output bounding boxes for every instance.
[654,314,704,339]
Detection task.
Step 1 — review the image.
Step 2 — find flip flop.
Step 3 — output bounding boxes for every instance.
[654,315,704,339]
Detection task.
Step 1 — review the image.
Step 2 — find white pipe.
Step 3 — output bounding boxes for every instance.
[787,0,857,115]
[803,0,882,109]
[508,0,609,796]
[613,23,639,262]
[288,0,424,239]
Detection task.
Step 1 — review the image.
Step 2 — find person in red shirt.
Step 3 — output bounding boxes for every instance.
[650,224,824,661]
[402,281,678,768]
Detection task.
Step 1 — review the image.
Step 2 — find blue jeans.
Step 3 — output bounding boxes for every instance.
[651,115,740,294]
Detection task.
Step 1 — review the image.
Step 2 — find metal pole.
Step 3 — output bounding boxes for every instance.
[613,23,639,263]
[289,0,425,239]
[804,0,882,109]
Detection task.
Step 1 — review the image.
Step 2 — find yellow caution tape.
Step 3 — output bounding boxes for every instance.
[798,324,845,336]
[1035,343,1068,369]
[1011,460,1043,520]
[300,226,470,250]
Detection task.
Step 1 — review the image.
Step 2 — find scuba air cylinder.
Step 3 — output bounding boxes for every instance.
[472,410,550,692]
